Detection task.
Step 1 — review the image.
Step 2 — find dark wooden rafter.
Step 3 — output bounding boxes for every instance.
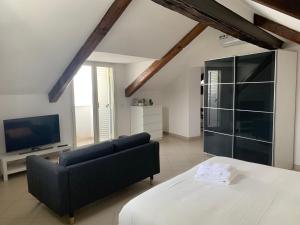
[151,0,283,50]
[125,23,207,97]
[48,0,132,103]
[252,0,300,20]
[254,14,300,44]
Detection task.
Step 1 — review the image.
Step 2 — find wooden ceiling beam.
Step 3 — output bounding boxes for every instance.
[252,0,300,20]
[151,0,283,50]
[48,0,132,103]
[125,23,207,97]
[254,14,300,44]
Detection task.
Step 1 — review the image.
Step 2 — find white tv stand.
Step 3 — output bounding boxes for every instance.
[0,145,72,181]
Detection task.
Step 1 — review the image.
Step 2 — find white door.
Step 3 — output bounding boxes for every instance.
[73,63,115,147]
[96,66,115,142]
[73,65,95,147]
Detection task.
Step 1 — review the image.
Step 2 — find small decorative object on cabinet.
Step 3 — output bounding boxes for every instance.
[149,99,154,106]
[131,105,163,140]
[132,98,139,106]
[204,50,297,169]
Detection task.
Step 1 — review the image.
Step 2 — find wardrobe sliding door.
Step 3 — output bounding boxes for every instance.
[204,58,234,157]
[234,52,275,166]
[204,51,296,168]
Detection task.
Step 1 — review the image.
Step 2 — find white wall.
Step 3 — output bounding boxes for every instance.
[187,28,264,68]
[126,60,163,105]
[124,60,156,87]
[161,67,202,138]
[114,64,131,136]
[162,72,190,137]
[286,44,300,166]
[188,67,202,137]
[0,88,74,153]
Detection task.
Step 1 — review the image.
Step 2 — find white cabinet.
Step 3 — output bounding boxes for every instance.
[0,145,71,181]
[131,106,163,140]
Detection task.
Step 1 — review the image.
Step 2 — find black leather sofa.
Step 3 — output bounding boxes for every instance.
[26,132,160,223]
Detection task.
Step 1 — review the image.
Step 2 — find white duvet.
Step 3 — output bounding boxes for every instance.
[119,157,300,225]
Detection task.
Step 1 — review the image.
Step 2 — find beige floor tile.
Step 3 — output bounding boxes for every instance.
[0,218,33,225]
[2,199,40,219]
[30,215,66,225]
[32,204,61,219]
[0,200,16,218]
[76,210,114,225]
[0,188,25,201]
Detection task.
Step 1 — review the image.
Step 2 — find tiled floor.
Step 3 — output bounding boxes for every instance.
[0,135,210,225]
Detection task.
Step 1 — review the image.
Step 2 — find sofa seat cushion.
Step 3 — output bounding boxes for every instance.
[112,132,151,152]
[59,142,114,167]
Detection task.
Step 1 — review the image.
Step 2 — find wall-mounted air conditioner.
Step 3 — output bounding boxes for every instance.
[219,34,245,47]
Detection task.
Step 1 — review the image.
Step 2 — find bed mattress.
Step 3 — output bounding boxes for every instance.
[119,156,300,225]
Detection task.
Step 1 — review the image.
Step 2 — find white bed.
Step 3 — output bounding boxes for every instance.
[119,156,300,225]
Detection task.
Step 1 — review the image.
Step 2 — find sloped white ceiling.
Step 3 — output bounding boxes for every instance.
[96,0,197,59]
[0,0,114,94]
[217,0,254,22]
[87,52,155,64]
[0,0,197,95]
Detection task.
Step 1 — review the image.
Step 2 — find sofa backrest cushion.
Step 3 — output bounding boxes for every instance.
[112,132,151,152]
[59,142,114,167]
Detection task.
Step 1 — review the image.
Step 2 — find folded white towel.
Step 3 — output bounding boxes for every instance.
[195,162,238,185]
[197,162,236,176]
[195,172,238,185]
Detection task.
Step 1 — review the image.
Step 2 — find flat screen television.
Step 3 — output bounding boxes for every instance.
[4,114,61,152]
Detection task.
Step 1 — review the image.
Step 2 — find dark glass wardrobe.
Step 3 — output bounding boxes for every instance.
[204,57,234,158]
[203,51,297,169]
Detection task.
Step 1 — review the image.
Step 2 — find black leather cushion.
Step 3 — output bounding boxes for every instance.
[112,132,151,152]
[59,142,114,167]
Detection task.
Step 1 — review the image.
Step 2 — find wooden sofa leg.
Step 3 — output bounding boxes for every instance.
[69,212,75,225]
[150,176,154,185]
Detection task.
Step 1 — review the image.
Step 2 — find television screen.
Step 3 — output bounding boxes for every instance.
[4,114,61,152]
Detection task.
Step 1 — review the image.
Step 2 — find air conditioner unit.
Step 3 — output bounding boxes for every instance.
[219,34,245,47]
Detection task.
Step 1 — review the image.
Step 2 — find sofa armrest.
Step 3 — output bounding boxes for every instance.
[149,141,160,174]
[26,155,69,216]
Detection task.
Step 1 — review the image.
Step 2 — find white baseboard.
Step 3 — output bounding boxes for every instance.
[294,164,300,171]
[163,131,201,141]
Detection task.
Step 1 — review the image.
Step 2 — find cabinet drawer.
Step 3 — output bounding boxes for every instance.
[149,130,163,140]
[143,114,162,125]
[143,106,162,115]
[144,123,162,132]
